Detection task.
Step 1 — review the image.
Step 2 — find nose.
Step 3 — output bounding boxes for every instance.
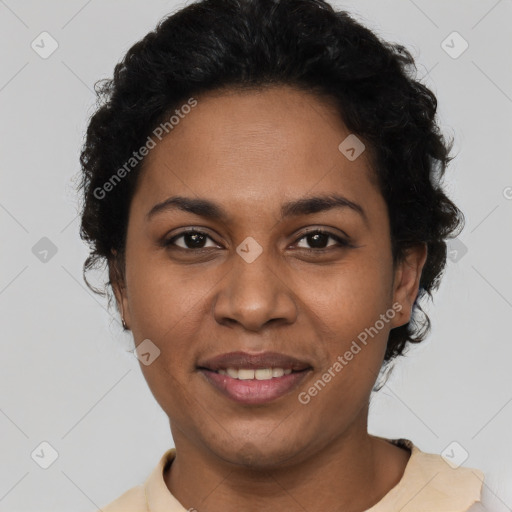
[212,250,298,332]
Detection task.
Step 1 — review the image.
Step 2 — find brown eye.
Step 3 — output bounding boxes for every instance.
[295,230,350,251]
[165,230,218,250]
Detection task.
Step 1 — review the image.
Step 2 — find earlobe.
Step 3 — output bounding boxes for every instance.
[390,243,428,329]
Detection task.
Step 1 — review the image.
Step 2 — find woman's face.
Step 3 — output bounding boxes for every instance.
[115,85,425,468]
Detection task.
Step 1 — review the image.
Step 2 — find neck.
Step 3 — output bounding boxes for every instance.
[164,418,410,512]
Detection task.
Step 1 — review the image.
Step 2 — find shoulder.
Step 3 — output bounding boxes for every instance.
[94,448,177,512]
[371,438,485,511]
[414,450,484,501]
[95,484,146,512]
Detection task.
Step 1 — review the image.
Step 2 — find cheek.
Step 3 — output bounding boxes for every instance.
[124,256,212,403]
[298,256,393,396]
[126,261,203,411]
[125,250,214,337]
[138,358,205,435]
[303,259,394,339]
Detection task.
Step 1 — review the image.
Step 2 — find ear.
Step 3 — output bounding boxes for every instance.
[390,243,428,329]
[109,249,130,330]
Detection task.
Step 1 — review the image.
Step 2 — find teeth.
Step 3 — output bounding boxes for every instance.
[272,368,284,377]
[238,369,255,380]
[220,367,294,380]
[255,368,273,380]
[226,368,239,378]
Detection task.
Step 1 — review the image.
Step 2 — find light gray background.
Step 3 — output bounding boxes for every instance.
[1,1,511,511]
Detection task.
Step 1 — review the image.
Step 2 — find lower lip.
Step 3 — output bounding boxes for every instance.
[199,369,311,405]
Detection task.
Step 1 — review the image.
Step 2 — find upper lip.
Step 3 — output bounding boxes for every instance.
[197,351,312,371]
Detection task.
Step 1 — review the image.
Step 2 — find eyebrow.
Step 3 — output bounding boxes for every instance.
[146,194,367,224]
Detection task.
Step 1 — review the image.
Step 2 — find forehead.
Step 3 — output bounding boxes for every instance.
[133,85,379,218]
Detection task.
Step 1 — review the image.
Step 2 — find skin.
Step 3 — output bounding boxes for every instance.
[112,85,427,512]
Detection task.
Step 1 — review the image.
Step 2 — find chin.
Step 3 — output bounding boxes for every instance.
[209,434,305,470]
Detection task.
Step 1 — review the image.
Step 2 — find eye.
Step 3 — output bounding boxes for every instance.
[294,229,350,251]
[163,228,351,252]
[164,230,219,250]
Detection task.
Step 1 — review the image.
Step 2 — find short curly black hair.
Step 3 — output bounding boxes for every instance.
[78,0,463,363]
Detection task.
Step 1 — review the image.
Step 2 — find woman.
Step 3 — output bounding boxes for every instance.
[79,0,487,510]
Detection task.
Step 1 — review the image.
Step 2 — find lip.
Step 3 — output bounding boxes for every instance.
[197,351,313,405]
[198,351,311,371]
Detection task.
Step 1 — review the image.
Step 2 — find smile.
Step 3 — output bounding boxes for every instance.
[197,351,312,405]
[216,367,293,380]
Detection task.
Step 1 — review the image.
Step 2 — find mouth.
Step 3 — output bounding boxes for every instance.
[197,351,312,405]
[215,367,294,379]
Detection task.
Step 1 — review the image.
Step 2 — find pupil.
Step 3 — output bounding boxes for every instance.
[308,233,328,248]
[186,232,206,248]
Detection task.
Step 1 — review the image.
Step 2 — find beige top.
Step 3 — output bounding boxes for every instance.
[98,438,484,512]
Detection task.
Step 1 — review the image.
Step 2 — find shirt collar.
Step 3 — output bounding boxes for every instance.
[365,438,484,511]
[144,448,185,512]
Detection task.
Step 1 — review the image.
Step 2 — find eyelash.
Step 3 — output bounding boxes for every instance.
[163,228,351,252]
